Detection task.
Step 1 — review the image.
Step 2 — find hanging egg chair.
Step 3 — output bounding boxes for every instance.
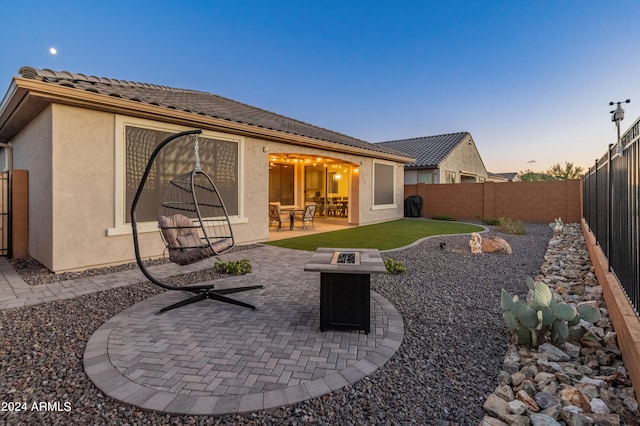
[131,129,262,313]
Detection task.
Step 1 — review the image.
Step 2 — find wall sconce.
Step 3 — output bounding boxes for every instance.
[333,172,342,181]
[263,146,269,153]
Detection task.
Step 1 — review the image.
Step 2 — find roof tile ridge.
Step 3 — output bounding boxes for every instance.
[15,66,407,157]
[18,66,206,94]
[377,131,470,144]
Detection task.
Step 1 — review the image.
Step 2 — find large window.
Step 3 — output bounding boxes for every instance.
[419,171,433,184]
[125,125,239,223]
[373,162,394,206]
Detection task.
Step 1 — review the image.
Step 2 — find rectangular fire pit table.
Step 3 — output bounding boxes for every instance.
[304,248,387,334]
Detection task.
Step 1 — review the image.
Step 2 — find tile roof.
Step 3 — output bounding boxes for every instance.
[15,66,410,159]
[376,132,470,168]
[488,172,518,181]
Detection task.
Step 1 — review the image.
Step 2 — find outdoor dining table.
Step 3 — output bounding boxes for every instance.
[280,206,304,230]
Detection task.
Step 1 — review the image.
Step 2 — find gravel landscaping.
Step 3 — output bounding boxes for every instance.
[1,223,570,424]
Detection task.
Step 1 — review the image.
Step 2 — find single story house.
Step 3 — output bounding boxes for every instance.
[377,132,488,184]
[0,66,413,272]
[487,172,518,182]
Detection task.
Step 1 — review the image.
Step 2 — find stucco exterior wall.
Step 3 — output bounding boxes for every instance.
[357,160,405,225]
[50,104,129,271]
[16,106,404,271]
[438,135,487,183]
[11,107,53,267]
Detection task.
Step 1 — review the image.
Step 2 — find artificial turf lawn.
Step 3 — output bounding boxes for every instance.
[263,219,484,251]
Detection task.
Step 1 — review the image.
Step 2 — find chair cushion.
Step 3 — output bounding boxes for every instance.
[158,214,192,248]
[211,237,233,254]
[158,214,216,265]
[176,232,203,249]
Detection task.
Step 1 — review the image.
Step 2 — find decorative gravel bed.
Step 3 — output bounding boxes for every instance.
[1,225,551,425]
[10,244,261,286]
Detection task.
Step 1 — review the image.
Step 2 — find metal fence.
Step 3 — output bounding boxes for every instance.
[583,115,640,317]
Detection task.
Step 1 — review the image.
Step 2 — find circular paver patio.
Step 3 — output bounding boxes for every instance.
[83,246,404,416]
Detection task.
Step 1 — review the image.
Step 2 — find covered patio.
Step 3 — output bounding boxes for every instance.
[267,217,353,241]
[268,153,359,225]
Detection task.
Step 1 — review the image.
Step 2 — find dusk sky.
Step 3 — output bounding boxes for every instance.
[1,0,639,174]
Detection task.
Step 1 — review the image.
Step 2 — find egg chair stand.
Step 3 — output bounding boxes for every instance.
[131,129,262,313]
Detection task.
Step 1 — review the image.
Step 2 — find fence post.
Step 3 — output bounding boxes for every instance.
[607,144,613,271]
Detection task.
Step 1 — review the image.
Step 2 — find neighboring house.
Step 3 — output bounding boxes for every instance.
[0,66,413,272]
[487,172,518,182]
[377,132,488,184]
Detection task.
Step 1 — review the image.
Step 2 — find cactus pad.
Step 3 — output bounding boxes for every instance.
[553,302,577,321]
[552,319,569,343]
[578,303,600,323]
[513,302,539,329]
[533,281,552,308]
[500,289,515,311]
[503,311,520,330]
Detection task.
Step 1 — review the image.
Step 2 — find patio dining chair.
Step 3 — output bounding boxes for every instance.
[269,202,291,231]
[294,203,317,230]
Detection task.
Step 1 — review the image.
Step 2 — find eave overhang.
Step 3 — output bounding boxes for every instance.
[0,78,415,164]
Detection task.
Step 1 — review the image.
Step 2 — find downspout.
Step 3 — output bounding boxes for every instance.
[0,142,13,257]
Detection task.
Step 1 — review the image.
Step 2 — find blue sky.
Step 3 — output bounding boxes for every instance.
[1,0,639,173]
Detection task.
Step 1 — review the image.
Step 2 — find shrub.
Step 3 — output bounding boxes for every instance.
[482,218,501,226]
[214,257,252,275]
[495,217,527,235]
[549,217,564,233]
[432,215,456,221]
[384,258,406,274]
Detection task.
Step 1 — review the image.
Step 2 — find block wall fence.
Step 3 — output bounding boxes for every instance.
[404,180,582,224]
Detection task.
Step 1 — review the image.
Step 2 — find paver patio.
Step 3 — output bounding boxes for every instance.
[81,245,404,415]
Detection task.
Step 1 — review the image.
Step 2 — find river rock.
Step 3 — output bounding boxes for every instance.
[482,224,640,425]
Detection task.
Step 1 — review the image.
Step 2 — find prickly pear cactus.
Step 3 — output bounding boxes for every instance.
[500,277,600,348]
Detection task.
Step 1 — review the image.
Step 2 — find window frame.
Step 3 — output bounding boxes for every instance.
[371,160,397,210]
[107,116,246,236]
[445,171,457,183]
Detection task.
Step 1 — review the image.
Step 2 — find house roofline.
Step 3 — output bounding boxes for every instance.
[437,132,488,173]
[0,77,415,163]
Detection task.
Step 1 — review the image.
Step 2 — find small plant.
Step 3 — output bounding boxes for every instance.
[495,217,527,235]
[432,215,456,221]
[501,277,600,347]
[384,258,406,274]
[549,217,564,233]
[214,257,252,275]
[482,218,501,226]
